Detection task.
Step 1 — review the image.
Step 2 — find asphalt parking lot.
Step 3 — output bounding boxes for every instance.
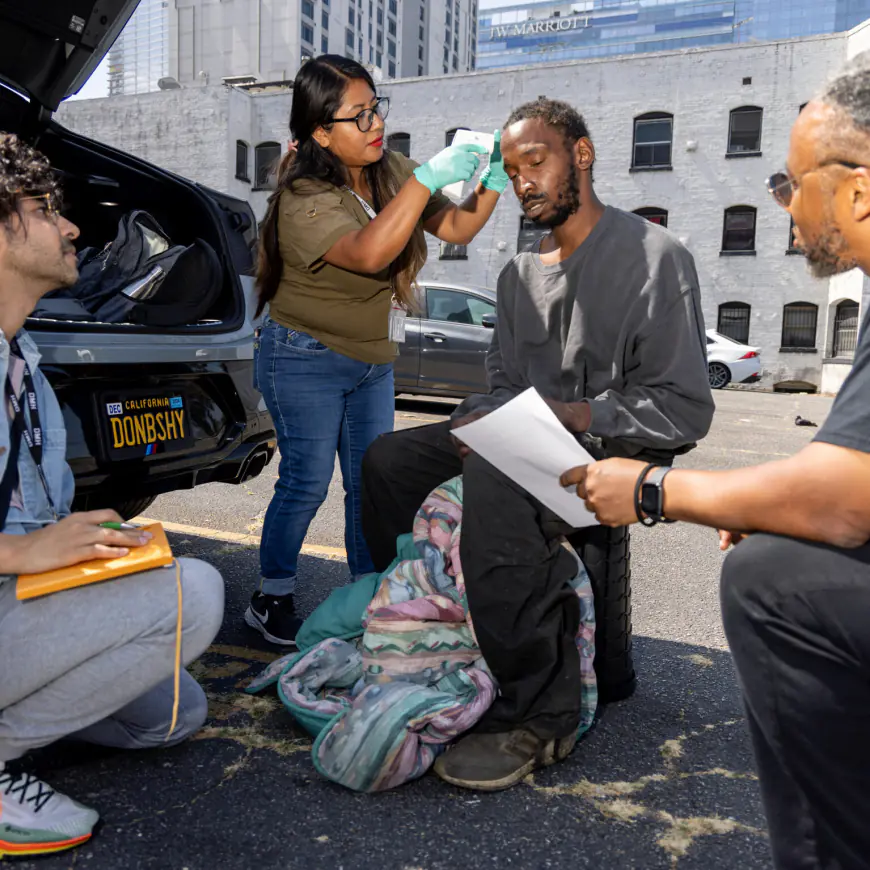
[19,389,832,870]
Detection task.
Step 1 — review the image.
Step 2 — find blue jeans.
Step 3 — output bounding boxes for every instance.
[255,319,395,596]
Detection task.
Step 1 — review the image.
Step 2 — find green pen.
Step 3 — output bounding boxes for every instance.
[100,521,144,531]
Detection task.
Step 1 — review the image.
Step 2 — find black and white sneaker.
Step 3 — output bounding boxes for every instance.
[244,591,303,646]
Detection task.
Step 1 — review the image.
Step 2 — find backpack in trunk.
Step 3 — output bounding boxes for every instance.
[70,211,222,327]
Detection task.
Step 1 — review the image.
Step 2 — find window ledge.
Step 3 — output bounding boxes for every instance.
[725,151,763,159]
[629,165,673,173]
[823,356,856,365]
[779,347,818,354]
[235,175,251,184]
[785,248,804,256]
[719,250,757,257]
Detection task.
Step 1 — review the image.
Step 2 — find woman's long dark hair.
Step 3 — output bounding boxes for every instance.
[256,55,425,315]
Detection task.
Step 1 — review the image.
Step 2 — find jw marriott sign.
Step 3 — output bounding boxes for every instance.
[488,15,591,39]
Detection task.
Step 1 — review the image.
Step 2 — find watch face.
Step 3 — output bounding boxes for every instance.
[641,482,659,517]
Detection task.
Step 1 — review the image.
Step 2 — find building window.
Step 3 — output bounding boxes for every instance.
[419,25,425,41]
[452,55,458,71]
[302,23,314,44]
[781,302,818,350]
[445,127,469,147]
[632,112,673,170]
[418,45,424,60]
[518,216,547,252]
[387,132,410,157]
[388,39,396,57]
[377,8,383,23]
[389,0,397,13]
[254,142,282,190]
[235,140,250,182]
[832,300,860,358]
[717,302,751,344]
[721,206,757,253]
[388,60,396,77]
[439,242,469,261]
[388,19,396,37]
[322,10,329,29]
[633,206,668,228]
[323,35,330,53]
[302,0,314,18]
[727,106,763,155]
[346,27,354,48]
[787,217,802,253]
[418,64,424,76]
[420,5,425,20]
[349,6,355,24]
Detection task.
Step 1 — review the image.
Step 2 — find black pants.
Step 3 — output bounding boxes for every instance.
[362,421,586,739]
[721,533,870,870]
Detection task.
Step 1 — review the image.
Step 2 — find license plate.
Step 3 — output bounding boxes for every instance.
[100,391,193,460]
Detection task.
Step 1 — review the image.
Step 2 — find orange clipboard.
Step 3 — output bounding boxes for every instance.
[16,523,173,600]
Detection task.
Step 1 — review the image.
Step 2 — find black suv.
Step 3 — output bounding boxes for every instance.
[0,0,275,518]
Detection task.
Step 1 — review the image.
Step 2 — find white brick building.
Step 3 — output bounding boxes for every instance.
[58,23,870,392]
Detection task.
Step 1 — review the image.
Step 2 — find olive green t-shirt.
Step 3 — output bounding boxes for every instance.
[269,152,451,365]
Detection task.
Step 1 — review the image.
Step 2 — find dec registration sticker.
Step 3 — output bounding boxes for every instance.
[101,392,193,460]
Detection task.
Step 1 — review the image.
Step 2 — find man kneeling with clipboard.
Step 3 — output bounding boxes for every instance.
[0,134,224,858]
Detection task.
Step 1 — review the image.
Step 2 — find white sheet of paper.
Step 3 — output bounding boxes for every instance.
[442,129,495,200]
[453,388,600,528]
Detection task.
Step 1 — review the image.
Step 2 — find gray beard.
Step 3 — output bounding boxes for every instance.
[805,223,859,278]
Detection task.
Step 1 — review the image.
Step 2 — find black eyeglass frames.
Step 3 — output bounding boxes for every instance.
[327,97,391,133]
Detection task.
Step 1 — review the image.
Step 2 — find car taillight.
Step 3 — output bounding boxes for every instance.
[739,351,758,359]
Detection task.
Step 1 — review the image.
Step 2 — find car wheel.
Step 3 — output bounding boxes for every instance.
[72,495,158,521]
[568,524,636,703]
[708,362,731,390]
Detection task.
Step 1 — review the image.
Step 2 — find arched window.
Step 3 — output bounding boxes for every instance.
[717,302,751,344]
[255,141,282,189]
[445,127,470,147]
[633,207,668,228]
[235,140,250,182]
[781,302,818,350]
[387,132,411,158]
[832,300,860,358]
[728,106,763,155]
[632,112,673,169]
[722,206,757,253]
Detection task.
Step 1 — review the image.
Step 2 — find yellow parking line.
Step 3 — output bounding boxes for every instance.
[136,516,348,560]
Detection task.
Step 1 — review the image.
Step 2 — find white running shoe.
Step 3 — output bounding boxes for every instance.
[0,762,99,858]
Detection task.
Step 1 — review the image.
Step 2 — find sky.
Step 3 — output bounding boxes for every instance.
[68,56,110,101]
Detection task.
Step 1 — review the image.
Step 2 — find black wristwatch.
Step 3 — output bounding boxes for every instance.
[638,466,674,525]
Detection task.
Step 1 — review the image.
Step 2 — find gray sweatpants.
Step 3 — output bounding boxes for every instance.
[0,557,224,761]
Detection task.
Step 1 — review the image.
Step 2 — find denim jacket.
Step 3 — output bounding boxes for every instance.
[0,329,75,552]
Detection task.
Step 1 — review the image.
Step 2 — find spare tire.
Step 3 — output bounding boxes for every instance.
[568,524,636,703]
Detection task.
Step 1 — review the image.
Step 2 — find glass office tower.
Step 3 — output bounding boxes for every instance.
[477,0,870,69]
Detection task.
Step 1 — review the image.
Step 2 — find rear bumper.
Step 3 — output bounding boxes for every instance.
[740,372,762,384]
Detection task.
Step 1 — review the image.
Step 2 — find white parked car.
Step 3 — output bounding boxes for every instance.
[706,330,762,389]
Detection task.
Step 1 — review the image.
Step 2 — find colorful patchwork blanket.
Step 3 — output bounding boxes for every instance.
[247,476,597,792]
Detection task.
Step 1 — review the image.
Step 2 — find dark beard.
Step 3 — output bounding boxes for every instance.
[804,223,858,278]
[535,164,581,229]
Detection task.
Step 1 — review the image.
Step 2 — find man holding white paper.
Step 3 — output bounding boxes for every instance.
[361,98,713,791]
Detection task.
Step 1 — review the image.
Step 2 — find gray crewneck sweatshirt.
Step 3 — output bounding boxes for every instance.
[456,206,714,459]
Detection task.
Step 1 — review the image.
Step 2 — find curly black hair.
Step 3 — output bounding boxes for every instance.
[504,97,594,176]
[0,132,60,226]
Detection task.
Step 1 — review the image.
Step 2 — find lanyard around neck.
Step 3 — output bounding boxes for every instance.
[345,187,377,220]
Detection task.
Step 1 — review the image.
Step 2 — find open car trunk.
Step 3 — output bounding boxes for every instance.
[24,119,256,337]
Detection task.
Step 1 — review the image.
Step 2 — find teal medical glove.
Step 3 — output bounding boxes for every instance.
[480,129,510,194]
[413,143,486,194]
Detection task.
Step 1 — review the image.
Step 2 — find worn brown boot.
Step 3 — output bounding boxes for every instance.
[433,728,577,791]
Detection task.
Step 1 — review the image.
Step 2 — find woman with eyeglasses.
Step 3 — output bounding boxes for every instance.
[246,55,508,645]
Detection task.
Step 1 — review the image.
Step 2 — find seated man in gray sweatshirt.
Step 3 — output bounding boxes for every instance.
[0,133,224,857]
[361,98,714,791]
